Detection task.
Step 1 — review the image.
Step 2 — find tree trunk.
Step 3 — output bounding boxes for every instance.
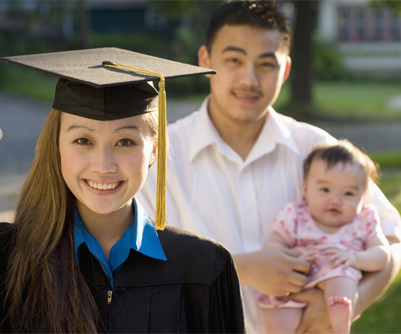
[78,0,89,49]
[290,1,317,108]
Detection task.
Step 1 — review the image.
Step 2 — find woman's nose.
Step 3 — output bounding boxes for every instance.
[89,146,117,174]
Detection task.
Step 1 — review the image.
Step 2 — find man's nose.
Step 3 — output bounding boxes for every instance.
[238,63,259,88]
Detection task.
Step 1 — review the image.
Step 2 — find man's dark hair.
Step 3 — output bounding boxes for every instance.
[205,0,291,53]
[303,139,379,188]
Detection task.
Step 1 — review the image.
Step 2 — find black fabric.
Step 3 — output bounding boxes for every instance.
[53,79,159,120]
[0,224,245,333]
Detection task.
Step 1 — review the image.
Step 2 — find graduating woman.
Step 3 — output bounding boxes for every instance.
[0,48,245,333]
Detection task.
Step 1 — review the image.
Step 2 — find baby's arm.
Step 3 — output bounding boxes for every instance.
[264,231,291,248]
[323,234,390,272]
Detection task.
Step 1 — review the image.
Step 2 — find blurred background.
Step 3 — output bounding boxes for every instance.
[0,1,401,332]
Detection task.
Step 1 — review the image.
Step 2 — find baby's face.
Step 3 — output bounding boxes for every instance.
[302,158,367,232]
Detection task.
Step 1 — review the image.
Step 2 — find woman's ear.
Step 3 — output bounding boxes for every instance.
[148,144,157,168]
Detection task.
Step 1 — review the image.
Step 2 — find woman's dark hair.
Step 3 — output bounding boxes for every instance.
[205,0,291,53]
[303,139,379,188]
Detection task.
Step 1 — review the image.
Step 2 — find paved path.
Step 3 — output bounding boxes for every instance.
[1,90,401,221]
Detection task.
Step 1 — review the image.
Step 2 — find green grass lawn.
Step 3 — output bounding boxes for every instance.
[273,81,401,120]
[351,160,401,333]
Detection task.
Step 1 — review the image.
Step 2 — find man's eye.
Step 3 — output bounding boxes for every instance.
[117,139,135,146]
[74,138,92,145]
[227,58,241,65]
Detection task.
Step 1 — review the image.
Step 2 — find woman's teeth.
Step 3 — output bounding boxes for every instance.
[87,181,120,190]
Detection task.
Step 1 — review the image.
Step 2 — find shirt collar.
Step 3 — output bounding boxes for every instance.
[189,95,223,162]
[74,197,167,266]
[189,96,300,163]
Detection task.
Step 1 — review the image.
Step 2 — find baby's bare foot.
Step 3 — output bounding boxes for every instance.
[327,296,351,307]
[327,296,352,334]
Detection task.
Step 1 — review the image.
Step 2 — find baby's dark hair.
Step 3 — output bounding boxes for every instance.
[303,140,379,187]
[205,0,291,53]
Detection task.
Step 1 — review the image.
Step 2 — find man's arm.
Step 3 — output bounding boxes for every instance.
[353,238,401,318]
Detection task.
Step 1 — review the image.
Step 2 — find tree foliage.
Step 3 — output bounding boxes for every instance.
[370,1,401,15]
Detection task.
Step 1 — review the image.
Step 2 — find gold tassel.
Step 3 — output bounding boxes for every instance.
[155,78,166,230]
[102,61,166,230]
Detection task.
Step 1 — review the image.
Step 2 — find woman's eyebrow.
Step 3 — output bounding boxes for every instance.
[115,125,139,132]
[66,125,93,132]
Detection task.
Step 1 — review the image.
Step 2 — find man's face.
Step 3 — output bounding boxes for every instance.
[198,24,291,124]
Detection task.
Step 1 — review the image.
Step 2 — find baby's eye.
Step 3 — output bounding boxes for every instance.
[116,139,135,146]
[74,138,92,145]
[345,191,355,196]
[260,61,275,69]
[320,187,329,193]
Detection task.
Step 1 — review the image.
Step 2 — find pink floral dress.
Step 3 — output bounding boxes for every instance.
[258,201,382,309]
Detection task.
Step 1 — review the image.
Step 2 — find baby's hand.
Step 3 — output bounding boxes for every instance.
[321,248,357,270]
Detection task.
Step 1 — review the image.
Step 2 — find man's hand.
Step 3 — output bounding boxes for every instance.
[290,288,334,334]
[233,246,310,296]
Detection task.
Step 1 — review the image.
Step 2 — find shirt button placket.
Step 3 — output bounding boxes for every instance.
[239,165,260,253]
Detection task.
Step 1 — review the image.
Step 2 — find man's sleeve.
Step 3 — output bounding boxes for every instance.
[365,182,401,241]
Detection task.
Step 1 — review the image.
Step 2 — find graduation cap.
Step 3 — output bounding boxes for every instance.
[0,47,216,230]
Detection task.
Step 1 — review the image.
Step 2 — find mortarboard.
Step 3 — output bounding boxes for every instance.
[0,47,216,230]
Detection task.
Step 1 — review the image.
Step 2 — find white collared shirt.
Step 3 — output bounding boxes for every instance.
[138,96,401,333]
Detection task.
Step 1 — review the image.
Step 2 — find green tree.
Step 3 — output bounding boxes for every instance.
[149,1,223,64]
[371,0,401,15]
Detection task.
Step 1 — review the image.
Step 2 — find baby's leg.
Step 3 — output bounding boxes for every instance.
[263,307,302,334]
[317,277,357,334]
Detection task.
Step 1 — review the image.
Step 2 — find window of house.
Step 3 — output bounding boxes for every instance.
[337,5,401,42]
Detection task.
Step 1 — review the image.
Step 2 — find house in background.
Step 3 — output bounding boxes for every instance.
[86,0,177,39]
[318,0,401,73]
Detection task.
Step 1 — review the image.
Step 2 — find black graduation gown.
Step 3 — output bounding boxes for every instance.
[0,223,245,333]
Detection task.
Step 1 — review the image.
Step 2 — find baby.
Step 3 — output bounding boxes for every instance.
[258,140,390,334]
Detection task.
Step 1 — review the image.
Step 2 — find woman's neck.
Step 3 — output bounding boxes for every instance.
[77,199,135,259]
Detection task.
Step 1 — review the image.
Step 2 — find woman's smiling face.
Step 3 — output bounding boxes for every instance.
[59,112,157,216]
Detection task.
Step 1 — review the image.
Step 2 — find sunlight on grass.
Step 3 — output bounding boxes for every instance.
[273,81,401,120]
[0,64,56,102]
[351,167,401,333]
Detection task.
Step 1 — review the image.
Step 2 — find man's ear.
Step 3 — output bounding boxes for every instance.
[198,45,214,78]
[282,56,291,83]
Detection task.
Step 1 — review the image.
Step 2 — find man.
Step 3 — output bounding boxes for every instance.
[138,1,401,332]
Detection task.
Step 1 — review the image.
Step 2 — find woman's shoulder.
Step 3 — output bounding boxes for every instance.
[157,225,232,284]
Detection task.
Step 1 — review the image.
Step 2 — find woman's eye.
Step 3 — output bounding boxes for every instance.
[117,139,135,146]
[74,138,92,145]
